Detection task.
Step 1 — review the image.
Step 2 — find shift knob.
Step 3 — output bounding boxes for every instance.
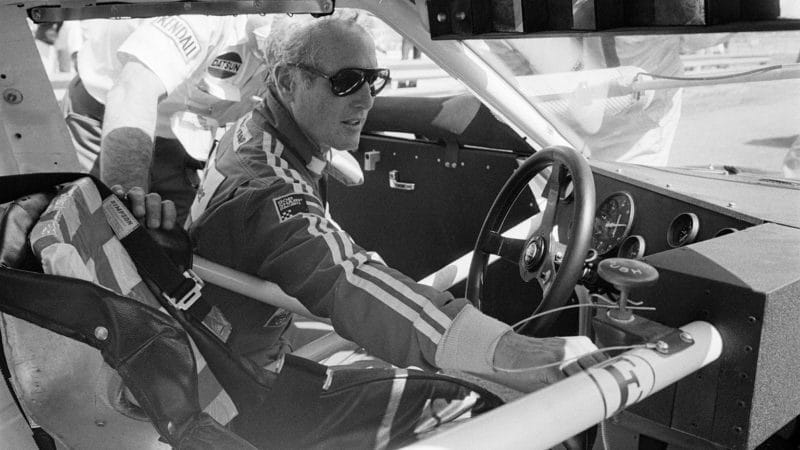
[597,258,659,322]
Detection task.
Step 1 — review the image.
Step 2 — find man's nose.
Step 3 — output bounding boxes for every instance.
[351,81,374,110]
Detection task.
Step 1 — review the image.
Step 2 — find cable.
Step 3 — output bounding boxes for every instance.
[511,303,596,331]
[635,64,783,83]
[511,302,657,331]
[600,419,610,450]
[492,343,656,374]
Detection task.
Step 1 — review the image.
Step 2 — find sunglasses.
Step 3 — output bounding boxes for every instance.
[290,64,391,97]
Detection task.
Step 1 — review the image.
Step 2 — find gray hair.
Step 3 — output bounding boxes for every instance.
[268,13,369,84]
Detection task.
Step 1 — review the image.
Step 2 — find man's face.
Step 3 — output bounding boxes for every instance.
[288,27,378,151]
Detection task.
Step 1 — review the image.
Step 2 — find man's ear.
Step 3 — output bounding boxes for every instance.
[273,65,295,98]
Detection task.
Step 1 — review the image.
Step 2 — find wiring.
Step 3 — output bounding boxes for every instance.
[492,343,656,374]
[511,301,656,332]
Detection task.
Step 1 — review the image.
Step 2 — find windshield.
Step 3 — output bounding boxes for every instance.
[465,31,800,179]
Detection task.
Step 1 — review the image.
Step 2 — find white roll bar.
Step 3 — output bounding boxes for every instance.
[192,255,328,322]
[410,321,722,450]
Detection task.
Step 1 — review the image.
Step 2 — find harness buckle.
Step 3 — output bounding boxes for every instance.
[163,269,204,311]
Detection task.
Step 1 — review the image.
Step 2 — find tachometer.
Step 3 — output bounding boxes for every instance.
[591,191,635,255]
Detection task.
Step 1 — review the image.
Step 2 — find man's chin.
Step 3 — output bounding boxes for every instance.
[333,137,361,151]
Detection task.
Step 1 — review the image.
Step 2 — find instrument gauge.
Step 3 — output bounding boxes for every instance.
[591,191,635,255]
[715,227,738,237]
[667,212,700,248]
[618,235,646,259]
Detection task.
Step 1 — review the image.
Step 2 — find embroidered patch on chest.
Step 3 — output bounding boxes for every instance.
[151,17,200,61]
[208,52,242,79]
[273,193,309,222]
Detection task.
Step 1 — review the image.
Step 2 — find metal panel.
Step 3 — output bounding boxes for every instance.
[0,7,79,175]
[633,223,800,449]
[328,135,535,281]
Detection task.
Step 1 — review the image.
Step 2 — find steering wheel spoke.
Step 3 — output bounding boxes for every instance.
[480,232,526,265]
[537,162,566,237]
[535,256,557,295]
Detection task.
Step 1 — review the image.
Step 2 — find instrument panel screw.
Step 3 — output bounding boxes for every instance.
[94,326,109,341]
[655,340,669,354]
[665,183,672,188]
[30,8,41,20]
[3,88,22,104]
[454,11,466,21]
[95,420,106,427]
[727,202,736,208]
[679,332,694,343]
[436,12,447,23]
[322,1,332,11]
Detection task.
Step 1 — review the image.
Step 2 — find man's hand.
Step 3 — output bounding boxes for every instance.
[111,185,176,230]
[489,332,604,393]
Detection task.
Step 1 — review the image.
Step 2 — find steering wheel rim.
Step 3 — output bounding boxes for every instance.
[466,146,595,335]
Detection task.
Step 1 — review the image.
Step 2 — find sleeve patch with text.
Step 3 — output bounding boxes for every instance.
[151,16,200,61]
[273,193,310,222]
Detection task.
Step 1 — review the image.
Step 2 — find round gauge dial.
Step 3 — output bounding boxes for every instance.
[591,191,635,255]
[618,235,646,259]
[667,212,700,248]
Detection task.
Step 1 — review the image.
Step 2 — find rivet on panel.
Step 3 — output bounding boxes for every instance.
[94,326,109,341]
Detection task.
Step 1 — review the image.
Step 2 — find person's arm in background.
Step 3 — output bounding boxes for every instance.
[100,60,167,191]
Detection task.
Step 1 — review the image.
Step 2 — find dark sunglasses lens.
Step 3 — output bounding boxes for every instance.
[330,69,366,96]
[330,69,390,97]
[367,70,390,96]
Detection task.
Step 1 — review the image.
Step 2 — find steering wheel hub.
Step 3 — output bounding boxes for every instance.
[522,236,547,271]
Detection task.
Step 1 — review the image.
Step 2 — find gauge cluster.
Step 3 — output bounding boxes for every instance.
[585,176,752,260]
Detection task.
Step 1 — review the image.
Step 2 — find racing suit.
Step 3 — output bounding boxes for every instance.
[63,16,269,223]
[187,86,511,371]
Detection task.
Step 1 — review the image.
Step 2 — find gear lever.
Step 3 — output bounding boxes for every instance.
[597,258,659,322]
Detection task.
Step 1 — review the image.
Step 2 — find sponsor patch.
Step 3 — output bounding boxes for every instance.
[232,112,253,152]
[208,52,242,79]
[263,308,292,328]
[273,193,309,222]
[151,17,200,61]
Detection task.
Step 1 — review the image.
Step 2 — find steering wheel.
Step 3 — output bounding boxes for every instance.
[466,146,595,335]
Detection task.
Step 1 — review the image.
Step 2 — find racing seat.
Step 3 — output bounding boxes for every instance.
[0,174,504,449]
[0,175,241,448]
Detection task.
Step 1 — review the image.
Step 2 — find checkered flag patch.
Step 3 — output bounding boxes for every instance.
[273,193,310,222]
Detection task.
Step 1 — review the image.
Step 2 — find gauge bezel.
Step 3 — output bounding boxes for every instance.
[667,212,700,248]
[618,234,646,259]
[714,227,738,237]
[592,191,636,255]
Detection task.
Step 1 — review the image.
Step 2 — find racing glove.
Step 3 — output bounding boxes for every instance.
[435,304,601,393]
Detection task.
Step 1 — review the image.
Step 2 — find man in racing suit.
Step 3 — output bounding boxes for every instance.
[188,16,600,392]
[63,15,273,224]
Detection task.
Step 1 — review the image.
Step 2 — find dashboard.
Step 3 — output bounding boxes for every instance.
[587,171,757,260]
[570,161,800,449]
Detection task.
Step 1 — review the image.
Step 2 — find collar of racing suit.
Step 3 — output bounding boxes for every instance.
[260,84,329,179]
